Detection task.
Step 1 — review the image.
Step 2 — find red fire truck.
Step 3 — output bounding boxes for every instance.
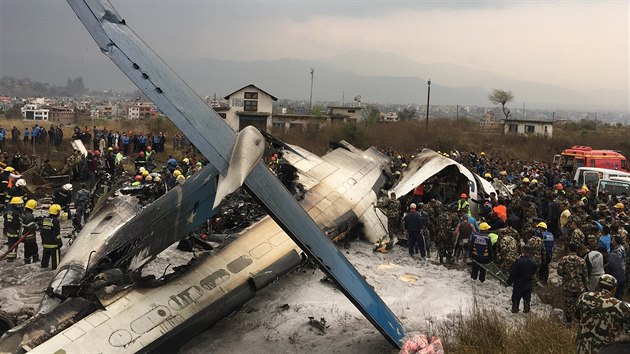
[554,146,629,172]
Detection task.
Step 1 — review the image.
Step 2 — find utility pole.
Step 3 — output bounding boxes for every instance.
[425,79,431,136]
[309,68,314,112]
[342,91,344,106]
[456,104,459,122]
[523,102,525,119]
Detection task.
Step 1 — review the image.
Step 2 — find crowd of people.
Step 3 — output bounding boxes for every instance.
[377,149,629,353]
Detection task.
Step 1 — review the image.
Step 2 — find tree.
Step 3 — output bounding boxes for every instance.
[5,107,22,119]
[363,104,381,125]
[488,89,514,133]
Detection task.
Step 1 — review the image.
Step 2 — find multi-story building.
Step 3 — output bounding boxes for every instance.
[223,84,277,131]
[21,104,49,121]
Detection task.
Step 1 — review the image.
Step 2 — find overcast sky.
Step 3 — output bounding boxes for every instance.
[0,0,628,94]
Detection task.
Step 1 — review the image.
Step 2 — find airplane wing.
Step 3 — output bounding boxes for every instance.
[66,0,404,347]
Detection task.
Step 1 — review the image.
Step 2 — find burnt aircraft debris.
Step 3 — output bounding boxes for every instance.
[0,0,408,352]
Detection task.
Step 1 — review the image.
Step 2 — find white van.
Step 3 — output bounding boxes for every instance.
[596,177,630,198]
[573,167,630,188]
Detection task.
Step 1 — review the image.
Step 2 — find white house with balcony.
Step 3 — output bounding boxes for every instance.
[223,84,277,131]
[502,118,554,138]
[22,104,49,121]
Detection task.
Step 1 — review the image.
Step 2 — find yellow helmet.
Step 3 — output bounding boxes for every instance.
[145,175,153,182]
[500,170,507,176]
[531,179,538,184]
[522,177,530,183]
[49,204,62,215]
[536,222,547,229]
[9,197,23,205]
[176,175,186,181]
[142,170,149,177]
[480,152,485,156]
[484,173,491,178]
[183,158,190,164]
[401,163,407,168]
[581,185,589,191]
[173,170,182,177]
[4,166,14,172]
[614,202,624,209]
[25,199,37,210]
[479,222,491,231]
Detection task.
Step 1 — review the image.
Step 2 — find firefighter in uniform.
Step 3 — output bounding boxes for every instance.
[22,199,39,264]
[40,204,62,270]
[3,197,24,262]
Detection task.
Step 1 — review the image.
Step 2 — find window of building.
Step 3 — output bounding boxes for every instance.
[347,109,355,113]
[244,100,258,112]
[244,92,258,99]
[525,125,535,133]
[508,124,518,132]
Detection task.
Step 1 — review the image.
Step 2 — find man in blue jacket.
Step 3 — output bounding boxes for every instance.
[507,244,538,313]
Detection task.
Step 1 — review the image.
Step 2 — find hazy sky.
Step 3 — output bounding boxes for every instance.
[0,0,628,93]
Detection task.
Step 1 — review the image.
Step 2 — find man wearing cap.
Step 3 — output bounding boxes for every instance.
[404,203,428,259]
[507,244,537,313]
[469,222,494,283]
[576,274,630,354]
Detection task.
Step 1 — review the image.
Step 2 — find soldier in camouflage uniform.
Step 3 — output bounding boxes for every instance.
[426,199,443,258]
[61,150,83,175]
[576,274,630,353]
[496,227,520,276]
[520,204,538,241]
[557,242,589,323]
[527,232,545,279]
[376,193,401,240]
[435,207,458,264]
[568,216,585,247]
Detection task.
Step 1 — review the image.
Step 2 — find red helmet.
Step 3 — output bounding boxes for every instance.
[555,183,563,190]
[460,193,468,199]
[134,175,142,182]
[139,151,145,157]
[94,150,100,156]
[147,146,152,151]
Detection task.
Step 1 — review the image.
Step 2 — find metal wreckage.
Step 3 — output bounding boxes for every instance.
[0,2,508,353]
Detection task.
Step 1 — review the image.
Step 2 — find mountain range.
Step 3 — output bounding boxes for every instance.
[1,50,626,111]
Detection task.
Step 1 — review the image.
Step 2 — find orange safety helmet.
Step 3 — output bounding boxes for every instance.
[460,193,468,199]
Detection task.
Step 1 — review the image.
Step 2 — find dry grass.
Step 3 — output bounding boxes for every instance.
[436,301,577,354]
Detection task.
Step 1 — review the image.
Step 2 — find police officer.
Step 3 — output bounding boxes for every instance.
[3,197,24,262]
[404,203,428,259]
[469,222,494,283]
[576,274,630,353]
[507,244,537,313]
[22,199,39,264]
[40,204,62,270]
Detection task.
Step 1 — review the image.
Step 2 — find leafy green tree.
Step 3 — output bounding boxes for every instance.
[5,107,22,119]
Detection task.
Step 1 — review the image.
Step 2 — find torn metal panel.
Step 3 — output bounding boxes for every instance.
[66,0,404,348]
[474,173,498,198]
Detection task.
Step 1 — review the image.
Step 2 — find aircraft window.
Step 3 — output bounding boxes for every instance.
[200,269,230,290]
[250,242,273,259]
[227,256,253,274]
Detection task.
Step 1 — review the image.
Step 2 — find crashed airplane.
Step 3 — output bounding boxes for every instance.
[0,0,405,352]
[388,148,498,216]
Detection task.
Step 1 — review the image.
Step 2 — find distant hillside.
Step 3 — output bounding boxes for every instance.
[1,51,626,111]
[0,76,87,97]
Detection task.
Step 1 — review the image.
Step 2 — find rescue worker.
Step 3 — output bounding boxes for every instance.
[576,274,630,354]
[181,157,190,175]
[5,178,27,204]
[435,207,458,264]
[536,222,554,282]
[457,193,471,216]
[557,242,589,323]
[53,183,73,219]
[469,222,494,283]
[507,244,537,313]
[22,199,39,264]
[375,193,401,239]
[496,227,520,276]
[134,151,147,173]
[404,203,428,259]
[3,197,24,262]
[40,204,62,270]
[0,166,20,209]
[74,184,91,231]
[569,216,585,248]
